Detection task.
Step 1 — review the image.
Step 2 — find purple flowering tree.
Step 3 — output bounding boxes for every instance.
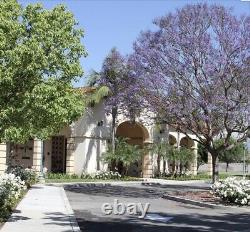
[132,4,250,182]
[99,48,129,153]
[99,48,144,156]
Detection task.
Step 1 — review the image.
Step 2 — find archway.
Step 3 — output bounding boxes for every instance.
[180,137,196,174]
[180,137,195,148]
[169,134,177,146]
[116,121,150,177]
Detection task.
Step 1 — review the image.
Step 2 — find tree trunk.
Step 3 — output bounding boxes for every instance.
[226,162,229,172]
[111,107,117,154]
[163,159,166,176]
[180,163,183,174]
[212,154,219,183]
[157,154,161,177]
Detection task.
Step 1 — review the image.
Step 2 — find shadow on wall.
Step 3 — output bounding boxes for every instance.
[73,102,110,174]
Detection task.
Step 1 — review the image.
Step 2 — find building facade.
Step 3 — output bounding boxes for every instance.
[0,100,208,178]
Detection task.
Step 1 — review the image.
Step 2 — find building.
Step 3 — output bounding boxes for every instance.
[0,91,202,178]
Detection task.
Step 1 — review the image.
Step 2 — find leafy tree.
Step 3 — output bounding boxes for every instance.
[151,141,171,176]
[0,0,87,143]
[197,143,208,170]
[132,4,250,182]
[168,147,194,175]
[85,70,110,106]
[216,138,245,172]
[102,137,143,176]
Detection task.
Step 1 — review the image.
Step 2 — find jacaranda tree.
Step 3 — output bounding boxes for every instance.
[99,48,142,154]
[0,0,87,143]
[132,4,250,182]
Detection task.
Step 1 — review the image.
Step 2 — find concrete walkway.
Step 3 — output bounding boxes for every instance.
[1,184,80,232]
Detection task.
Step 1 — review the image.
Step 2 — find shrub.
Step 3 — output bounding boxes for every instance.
[6,166,38,187]
[211,177,250,205]
[47,173,80,180]
[89,171,121,180]
[0,173,26,220]
[102,138,143,176]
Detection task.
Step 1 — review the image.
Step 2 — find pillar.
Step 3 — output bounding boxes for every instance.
[142,142,153,178]
[207,152,213,176]
[0,143,7,174]
[66,137,75,174]
[191,147,198,175]
[32,139,43,173]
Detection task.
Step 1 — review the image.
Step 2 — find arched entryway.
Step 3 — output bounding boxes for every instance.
[180,137,195,148]
[180,136,197,174]
[116,121,150,177]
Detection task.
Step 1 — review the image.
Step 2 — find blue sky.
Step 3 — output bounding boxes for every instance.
[19,0,250,87]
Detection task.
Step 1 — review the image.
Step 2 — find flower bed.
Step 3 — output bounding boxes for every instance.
[46,171,142,183]
[0,173,26,221]
[6,166,38,188]
[211,177,250,205]
[0,166,38,222]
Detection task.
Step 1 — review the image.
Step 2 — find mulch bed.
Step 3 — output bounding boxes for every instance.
[168,190,222,204]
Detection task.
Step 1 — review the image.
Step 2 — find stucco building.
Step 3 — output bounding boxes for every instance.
[0,94,205,178]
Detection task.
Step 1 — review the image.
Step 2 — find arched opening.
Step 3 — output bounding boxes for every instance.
[179,136,195,173]
[116,121,149,177]
[169,134,177,146]
[180,137,195,148]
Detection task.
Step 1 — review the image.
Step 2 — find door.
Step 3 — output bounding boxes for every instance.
[51,136,65,173]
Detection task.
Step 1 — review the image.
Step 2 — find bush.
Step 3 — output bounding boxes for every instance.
[82,171,122,180]
[211,177,250,205]
[47,173,80,180]
[6,166,38,187]
[0,173,26,220]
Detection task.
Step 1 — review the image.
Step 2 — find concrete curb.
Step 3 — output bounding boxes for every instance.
[46,179,210,187]
[162,194,250,211]
[60,187,81,232]
[47,181,145,187]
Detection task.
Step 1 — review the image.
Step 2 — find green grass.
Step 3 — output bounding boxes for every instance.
[45,178,141,183]
[158,172,250,181]
[45,173,142,183]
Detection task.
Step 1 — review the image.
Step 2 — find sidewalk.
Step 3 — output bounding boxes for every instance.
[1,184,80,232]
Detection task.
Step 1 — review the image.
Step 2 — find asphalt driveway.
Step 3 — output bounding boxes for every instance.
[64,183,250,232]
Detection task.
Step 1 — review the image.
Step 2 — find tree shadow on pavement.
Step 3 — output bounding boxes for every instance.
[73,209,250,232]
[64,184,163,199]
[43,212,75,232]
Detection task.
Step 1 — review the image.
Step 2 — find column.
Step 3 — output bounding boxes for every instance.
[32,139,43,173]
[0,143,7,174]
[207,152,213,176]
[142,142,153,178]
[191,147,198,175]
[66,137,75,174]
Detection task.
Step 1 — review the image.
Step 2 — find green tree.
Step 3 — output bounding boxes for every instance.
[151,141,171,177]
[216,138,245,172]
[85,70,110,106]
[103,137,143,176]
[197,144,208,170]
[167,146,194,175]
[0,0,87,143]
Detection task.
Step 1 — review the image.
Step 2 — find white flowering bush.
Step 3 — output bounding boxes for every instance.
[6,165,38,187]
[211,177,250,205]
[0,173,26,220]
[82,171,122,180]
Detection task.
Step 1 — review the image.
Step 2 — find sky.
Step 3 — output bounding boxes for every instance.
[19,0,250,87]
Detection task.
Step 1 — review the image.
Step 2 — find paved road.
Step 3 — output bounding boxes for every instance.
[65,183,250,232]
